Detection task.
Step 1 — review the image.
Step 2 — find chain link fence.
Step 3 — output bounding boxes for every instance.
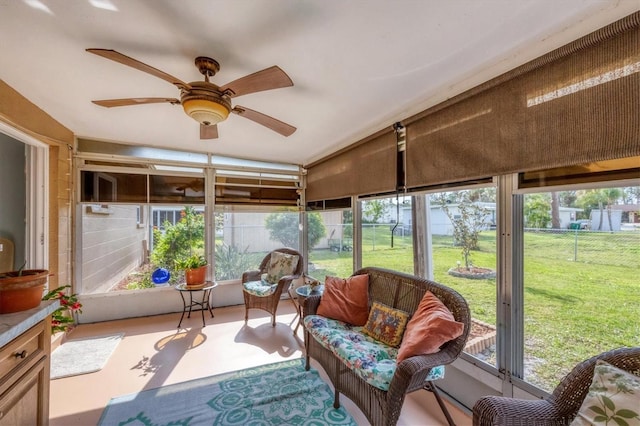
[524,228,639,268]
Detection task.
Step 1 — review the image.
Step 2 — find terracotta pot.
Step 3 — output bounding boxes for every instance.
[0,269,49,314]
[185,265,207,286]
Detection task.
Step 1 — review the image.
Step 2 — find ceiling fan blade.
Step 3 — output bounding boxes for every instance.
[92,98,180,108]
[200,124,219,139]
[87,48,190,90]
[220,66,293,98]
[232,106,296,137]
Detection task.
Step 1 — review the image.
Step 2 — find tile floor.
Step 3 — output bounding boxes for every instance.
[49,302,471,425]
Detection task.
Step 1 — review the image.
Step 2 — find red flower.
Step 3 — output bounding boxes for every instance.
[71,302,82,310]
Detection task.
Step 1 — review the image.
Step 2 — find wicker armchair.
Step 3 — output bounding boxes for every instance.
[303,267,471,426]
[242,248,303,326]
[473,346,640,426]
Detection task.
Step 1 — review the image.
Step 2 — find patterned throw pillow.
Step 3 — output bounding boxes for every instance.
[570,360,640,426]
[362,302,410,347]
[265,251,299,284]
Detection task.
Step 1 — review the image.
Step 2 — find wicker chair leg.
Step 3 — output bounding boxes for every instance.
[333,389,340,409]
[424,381,456,426]
[304,331,311,371]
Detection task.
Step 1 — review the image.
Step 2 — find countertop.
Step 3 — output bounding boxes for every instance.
[0,300,59,347]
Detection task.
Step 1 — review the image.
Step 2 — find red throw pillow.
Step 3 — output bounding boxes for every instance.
[397,291,464,363]
[317,274,369,326]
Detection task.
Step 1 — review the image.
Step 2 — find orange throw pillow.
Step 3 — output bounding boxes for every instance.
[397,291,464,363]
[317,274,369,326]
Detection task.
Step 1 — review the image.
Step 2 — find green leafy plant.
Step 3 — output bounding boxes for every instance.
[264,211,326,249]
[150,206,205,283]
[214,243,256,281]
[175,254,207,270]
[151,207,205,269]
[42,285,83,334]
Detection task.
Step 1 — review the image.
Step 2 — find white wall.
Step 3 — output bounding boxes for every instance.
[590,210,623,231]
[81,204,147,293]
[78,281,254,323]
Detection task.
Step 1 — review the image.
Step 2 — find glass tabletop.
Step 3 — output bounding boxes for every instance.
[295,284,324,297]
[175,282,217,291]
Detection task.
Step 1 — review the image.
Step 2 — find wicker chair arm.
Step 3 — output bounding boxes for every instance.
[242,270,262,282]
[270,274,300,296]
[392,351,455,393]
[472,396,569,426]
[302,294,322,317]
[277,273,300,284]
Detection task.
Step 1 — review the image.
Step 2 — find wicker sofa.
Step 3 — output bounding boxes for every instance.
[302,267,471,426]
[473,346,640,426]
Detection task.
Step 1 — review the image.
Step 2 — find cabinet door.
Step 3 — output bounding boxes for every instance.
[0,357,45,426]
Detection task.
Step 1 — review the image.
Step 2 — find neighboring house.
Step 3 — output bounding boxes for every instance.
[590,209,623,231]
[611,204,640,224]
[426,203,496,236]
[396,203,582,235]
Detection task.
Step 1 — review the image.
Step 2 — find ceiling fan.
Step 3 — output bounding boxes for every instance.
[86,48,296,139]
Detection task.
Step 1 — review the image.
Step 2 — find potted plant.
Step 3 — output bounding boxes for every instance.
[175,254,208,286]
[0,266,49,314]
[42,285,83,334]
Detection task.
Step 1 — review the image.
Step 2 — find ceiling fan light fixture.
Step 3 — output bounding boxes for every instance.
[182,98,230,125]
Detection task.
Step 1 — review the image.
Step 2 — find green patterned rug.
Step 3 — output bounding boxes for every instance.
[98,358,356,425]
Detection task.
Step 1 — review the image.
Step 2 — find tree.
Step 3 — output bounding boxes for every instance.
[307,212,327,249]
[437,192,488,269]
[363,199,389,223]
[342,210,353,239]
[265,212,326,249]
[577,189,622,230]
[151,206,205,271]
[524,194,551,228]
[551,192,561,229]
[469,188,496,203]
[559,190,578,208]
[602,188,622,231]
[622,186,640,204]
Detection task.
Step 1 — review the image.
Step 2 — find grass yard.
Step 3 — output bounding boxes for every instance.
[309,226,640,391]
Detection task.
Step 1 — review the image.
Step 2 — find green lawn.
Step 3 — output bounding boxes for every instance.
[309,226,640,391]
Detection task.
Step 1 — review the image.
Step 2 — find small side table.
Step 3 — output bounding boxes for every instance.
[294,284,324,334]
[175,282,217,328]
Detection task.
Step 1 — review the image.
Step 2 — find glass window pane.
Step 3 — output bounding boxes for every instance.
[80,204,150,293]
[214,211,300,281]
[308,210,352,279]
[82,205,208,293]
[80,171,147,203]
[427,189,497,367]
[522,186,640,392]
[149,175,205,204]
[148,206,205,286]
[361,197,413,273]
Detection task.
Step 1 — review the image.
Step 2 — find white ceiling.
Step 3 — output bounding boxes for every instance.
[1,1,638,166]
